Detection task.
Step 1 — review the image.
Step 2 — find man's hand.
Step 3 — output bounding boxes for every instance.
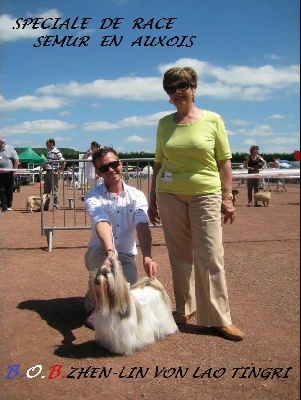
[143,256,158,279]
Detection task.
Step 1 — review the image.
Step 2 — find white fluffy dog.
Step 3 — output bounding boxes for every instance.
[93,256,178,355]
[26,193,50,212]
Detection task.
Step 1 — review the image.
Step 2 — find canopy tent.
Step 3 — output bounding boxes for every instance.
[18,148,44,165]
[142,165,153,175]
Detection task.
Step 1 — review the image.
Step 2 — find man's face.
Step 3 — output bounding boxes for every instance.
[0,141,5,149]
[94,152,123,185]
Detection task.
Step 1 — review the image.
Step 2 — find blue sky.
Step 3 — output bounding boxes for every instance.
[1,0,300,155]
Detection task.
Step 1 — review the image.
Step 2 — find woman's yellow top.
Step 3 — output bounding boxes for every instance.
[154,109,232,195]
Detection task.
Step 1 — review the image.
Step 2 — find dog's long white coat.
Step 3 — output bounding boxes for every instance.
[94,280,178,355]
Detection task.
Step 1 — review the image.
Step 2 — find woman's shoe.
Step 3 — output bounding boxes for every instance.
[215,325,245,341]
[173,311,196,325]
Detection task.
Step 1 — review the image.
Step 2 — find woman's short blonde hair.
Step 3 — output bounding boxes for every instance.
[163,67,198,90]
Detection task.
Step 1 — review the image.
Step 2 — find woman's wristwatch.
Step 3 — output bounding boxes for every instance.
[222,192,233,200]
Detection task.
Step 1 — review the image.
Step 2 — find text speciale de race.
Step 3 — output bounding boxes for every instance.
[12,16,196,48]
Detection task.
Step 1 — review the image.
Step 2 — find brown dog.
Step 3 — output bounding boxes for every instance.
[26,194,50,212]
[232,189,239,206]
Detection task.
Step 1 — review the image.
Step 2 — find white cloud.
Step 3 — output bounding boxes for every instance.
[229,119,249,126]
[265,136,299,145]
[124,135,151,143]
[158,58,300,100]
[119,112,170,126]
[225,129,235,136]
[2,58,300,117]
[35,60,299,103]
[82,121,120,131]
[2,119,75,135]
[245,139,257,146]
[82,111,170,131]
[0,9,61,42]
[1,95,69,111]
[267,114,286,119]
[36,77,164,101]
[265,53,282,60]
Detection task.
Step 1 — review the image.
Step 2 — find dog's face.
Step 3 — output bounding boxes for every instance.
[93,256,131,318]
[42,193,50,203]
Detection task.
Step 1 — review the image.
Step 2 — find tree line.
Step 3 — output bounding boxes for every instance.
[15,147,298,165]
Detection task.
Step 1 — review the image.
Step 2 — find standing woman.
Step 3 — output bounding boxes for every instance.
[82,141,101,191]
[243,145,267,207]
[148,67,244,341]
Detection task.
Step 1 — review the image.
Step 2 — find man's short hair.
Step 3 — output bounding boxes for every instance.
[92,146,118,166]
[46,138,55,146]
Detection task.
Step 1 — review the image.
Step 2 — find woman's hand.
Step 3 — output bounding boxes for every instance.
[148,195,161,225]
[221,198,236,224]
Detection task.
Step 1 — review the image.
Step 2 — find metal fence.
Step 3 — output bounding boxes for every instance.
[39,158,300,252]
[39,158,155,251]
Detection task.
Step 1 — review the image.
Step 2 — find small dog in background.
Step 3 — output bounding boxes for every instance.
[276,181,287,192]
[13,182,21,193]
[26,193,50,212]
[92,256,178,355]
[232,189,239,206]
[254,188,272,207]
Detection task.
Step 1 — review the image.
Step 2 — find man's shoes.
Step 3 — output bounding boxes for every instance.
[7,208,12,211]
[247,202,252,207]
[173,311,196,325]
[215,324,245,341]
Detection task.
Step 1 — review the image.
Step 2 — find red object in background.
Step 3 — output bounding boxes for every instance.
[294,150,300,161]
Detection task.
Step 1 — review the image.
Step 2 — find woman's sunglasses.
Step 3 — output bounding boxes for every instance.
[164,81,190,95]
[96,160,120,173]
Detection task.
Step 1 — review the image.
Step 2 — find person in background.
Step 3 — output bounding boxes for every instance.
[272,156,287,191]
[82,141,101,192]
[271,156,280,168]
[0,136,19,211]
[84,146,158,329]
[243,145,267,207]
[43,138,65,211]
[148,66,244,341]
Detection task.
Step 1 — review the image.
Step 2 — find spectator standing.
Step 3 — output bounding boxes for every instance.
[82,141,101,191]
[243,145,267,207]
[272,156,287,191]
[43,139,65,210]
[272,156,280,168]
[0,136,19,211]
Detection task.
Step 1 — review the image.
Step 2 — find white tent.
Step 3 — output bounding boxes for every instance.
[142,165,153,176]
